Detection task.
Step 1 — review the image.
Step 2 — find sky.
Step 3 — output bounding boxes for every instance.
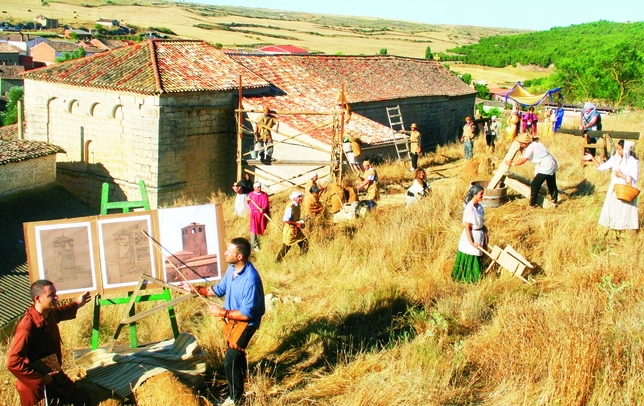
[194,0,644,31]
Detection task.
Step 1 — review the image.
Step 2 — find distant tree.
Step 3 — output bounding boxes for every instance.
[458,73,472,85]
[69,32,78,41]
[214,43,223,49]
[55,46,86,63]
[424,46,433,60]
[335,51,344,55]
[474,83,491,100]
[379,48,387,55]
[1,87,24,127]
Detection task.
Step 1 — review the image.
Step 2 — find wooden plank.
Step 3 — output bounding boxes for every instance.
[489,141,521,189]
[503,178,556,208]
[557,129,640,140]
[495,251,526,279]
[503,245,534,268]
[244,159,331,166]
[118,294,195,325]
[507,171,547,194]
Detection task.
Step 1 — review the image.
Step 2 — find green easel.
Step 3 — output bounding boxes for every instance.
[91,180,180,351]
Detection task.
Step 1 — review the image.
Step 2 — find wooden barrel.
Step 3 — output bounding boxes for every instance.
[471,180,507,208]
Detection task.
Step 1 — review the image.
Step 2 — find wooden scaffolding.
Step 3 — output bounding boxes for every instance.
[234,77,351,192]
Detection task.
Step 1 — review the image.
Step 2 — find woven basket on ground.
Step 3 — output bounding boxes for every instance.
[614,184,639,202]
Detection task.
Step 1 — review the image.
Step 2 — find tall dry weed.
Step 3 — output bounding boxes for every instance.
[3,111,644,405]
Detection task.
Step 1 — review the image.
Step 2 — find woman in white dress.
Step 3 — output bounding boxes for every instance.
[406,168,431,207]
[452,184,487,283]
[585,140,639,230]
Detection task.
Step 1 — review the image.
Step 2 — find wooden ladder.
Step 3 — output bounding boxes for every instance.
[385,105,411,161]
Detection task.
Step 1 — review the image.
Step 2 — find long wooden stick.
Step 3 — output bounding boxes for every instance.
[248,198,283,231]
[141,230,211,307]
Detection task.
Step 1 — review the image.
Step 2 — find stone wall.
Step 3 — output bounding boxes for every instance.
[23,80,238,208]
[352,95,476,152]
[157,93,237,205]
[0,155,56,197]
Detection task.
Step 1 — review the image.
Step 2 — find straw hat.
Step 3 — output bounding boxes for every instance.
[515,133,533,144]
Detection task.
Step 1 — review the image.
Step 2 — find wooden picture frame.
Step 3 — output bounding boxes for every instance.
[24,217,100,299]
[157,203,226,284]
[96,211,159,293]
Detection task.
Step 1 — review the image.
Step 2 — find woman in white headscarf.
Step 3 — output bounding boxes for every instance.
[581,102,602,156]
[585,140,639,230]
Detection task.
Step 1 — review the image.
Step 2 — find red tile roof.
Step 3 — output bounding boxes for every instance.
[41,40,81,52]
[260,45,308,54]
[23,40,270,95]
[90,38,129,50]
[0,139,65,165]
[229,54,475,145]
[0,123,25,140]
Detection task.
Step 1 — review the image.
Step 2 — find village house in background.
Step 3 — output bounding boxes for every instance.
[30,39,83,66]
[22,39,475,208]
[259,44,308,54]
[0,65,25,96]
[0,43,20,65]
[34,15,59,29]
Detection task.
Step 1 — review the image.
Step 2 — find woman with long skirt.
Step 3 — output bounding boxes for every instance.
[585,140,639,231]
[452,184,487,283]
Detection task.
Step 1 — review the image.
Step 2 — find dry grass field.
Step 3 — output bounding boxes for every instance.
[2,110,643,405]
[0,0,548,86]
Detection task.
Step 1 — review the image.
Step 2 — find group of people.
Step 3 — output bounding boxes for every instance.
[6,237,267,406]
[453,101,638,283]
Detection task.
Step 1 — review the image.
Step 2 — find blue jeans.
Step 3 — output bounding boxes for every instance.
[464,140,473,160]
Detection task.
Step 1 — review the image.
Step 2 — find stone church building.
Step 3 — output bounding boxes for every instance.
[23,39,475,208]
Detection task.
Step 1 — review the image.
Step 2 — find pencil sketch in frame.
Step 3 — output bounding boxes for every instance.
[34,221,97,296]
[97,213,156,291]
[157,204,225,284]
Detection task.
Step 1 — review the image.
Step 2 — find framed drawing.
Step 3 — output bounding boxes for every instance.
[97,211,158,292]
[24,217,99,299]
[157,203,226,284]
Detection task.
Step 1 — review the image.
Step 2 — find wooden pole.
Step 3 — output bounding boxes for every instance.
[248,198,283,231]
[17,100,23,140]
[237,75,243,181]
[339,84,345,186]
[140,230,211,307]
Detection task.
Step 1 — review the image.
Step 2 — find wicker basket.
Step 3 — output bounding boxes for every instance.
[614,184,640,202]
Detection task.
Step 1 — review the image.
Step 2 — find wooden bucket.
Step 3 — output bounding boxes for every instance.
[471,180,507,207]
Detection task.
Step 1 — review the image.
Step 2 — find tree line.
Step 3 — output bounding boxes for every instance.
[437,21,644,107]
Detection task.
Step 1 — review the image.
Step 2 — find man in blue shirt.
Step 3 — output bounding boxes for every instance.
[181,237,265,405]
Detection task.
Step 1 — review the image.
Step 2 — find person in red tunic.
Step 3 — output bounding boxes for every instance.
[6,280,91,406]
[247,182,270,252]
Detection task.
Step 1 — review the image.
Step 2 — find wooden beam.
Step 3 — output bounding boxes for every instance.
[489,141,521,189]
[504,177,555,208]
[245,159,332,166]
[558,128,640,140]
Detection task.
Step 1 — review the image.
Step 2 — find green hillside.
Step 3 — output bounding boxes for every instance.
[440,20,644,68]
[438,20,644,107]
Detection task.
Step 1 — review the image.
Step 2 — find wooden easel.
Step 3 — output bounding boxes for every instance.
[100,180,150,215]
[91,181,178,351]
[107,275,195,353]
